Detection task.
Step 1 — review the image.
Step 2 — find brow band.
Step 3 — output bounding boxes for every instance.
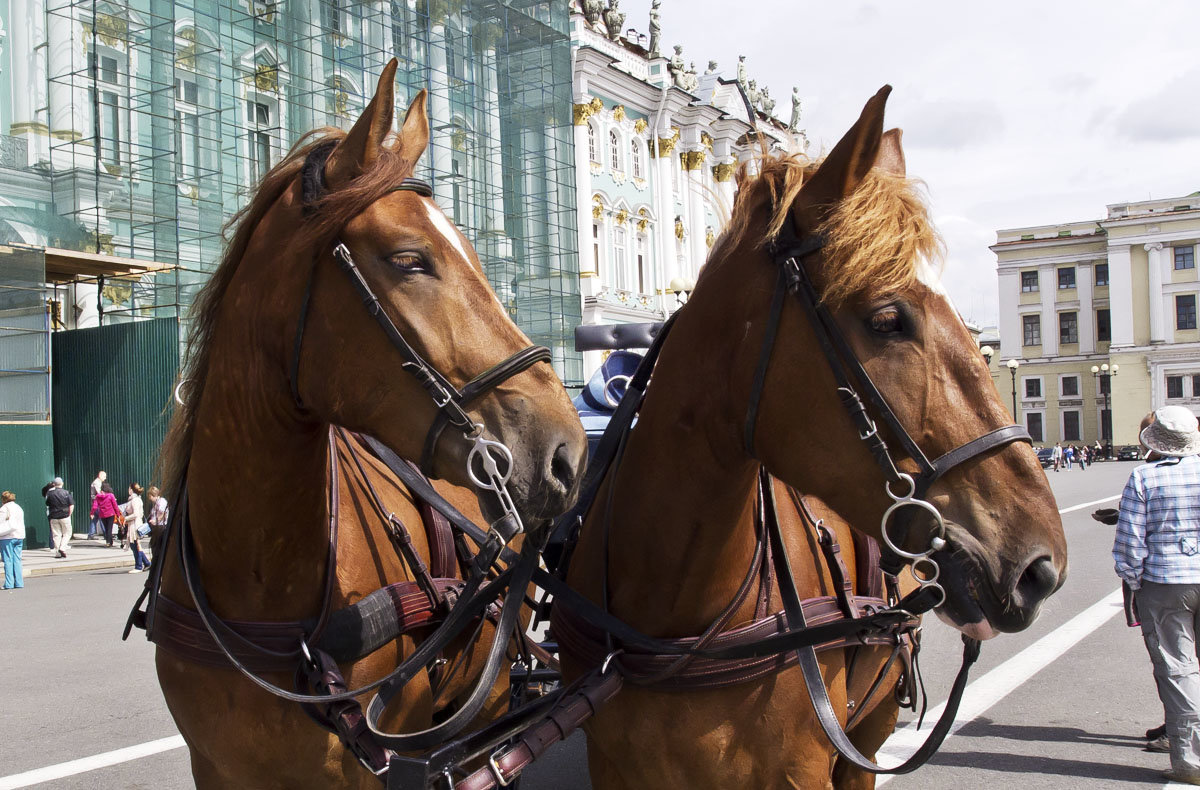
[389,178,434,197]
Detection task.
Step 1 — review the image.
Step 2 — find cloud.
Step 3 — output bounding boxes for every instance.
[894,99,1005,151]
[1113,70,1200,142]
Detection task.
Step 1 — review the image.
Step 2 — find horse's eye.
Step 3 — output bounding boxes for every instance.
[868,307,903,335]
[388,252,427,273]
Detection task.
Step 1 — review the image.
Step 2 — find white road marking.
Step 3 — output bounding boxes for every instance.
[876,587,1123,784]
[0,494,1130,786]
[1057,493,1121,515]
[0,735,185,789]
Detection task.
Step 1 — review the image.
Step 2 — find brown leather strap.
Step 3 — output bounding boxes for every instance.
[553,594,903,691]
[852,529,885,602]
[455,670,623,790]
[418,493,459,580]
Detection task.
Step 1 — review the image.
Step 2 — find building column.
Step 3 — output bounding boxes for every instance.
[572,110,594,278]
[1108,244,1134,347]
[1147,242,1165,343]
[998,270,1019,357]
[686,152,706,279]
[427,22,452,205]
[1078,263,1094,354]
[654,130,676,307]
[1039,264,1058,357]
[483,47,506,239]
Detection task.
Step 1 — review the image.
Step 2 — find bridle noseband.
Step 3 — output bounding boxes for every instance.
[745,221,1032,590]
[291,140,552,542]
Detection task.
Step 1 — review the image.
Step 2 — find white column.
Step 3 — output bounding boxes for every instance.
[47,8,82,139]
[483,48,505,236]
[9,0,32,126]
[687,156,706,278]
[653,134,676,302]
[1108,244,1134,347]
[573,116,594,277]
[998,270,1019,357]
[1147,242,1165,343]
[1040,264,1058,356]
[428,23,452,206]
[1078,264,1094,354]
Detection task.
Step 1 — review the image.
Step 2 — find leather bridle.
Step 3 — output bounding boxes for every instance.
[745,221,1032,584]
[290,140,552,542]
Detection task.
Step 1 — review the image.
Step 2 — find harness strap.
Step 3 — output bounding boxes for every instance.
[762,467,981,774]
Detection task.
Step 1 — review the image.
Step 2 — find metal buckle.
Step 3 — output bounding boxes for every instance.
[601,649,623,675]
[487,749,515,787]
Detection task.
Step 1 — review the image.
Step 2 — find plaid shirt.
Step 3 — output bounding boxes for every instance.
[1114,454,1200,589]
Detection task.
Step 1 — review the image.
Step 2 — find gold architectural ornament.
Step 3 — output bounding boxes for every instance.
[674,217,685,241]
[574,96,604,126]
[176,27,197,71]
[681,150,706,170]
[451,127,468,152]
[712,162,735,182]
[252,63,279,92]
[700,132,714,152]
[91,231,117,257]
[592,195,604,220]
[637,208,649,232]
[615,209,628,225]
[101,281,132,306]
[705,227,715,248]
[81,23,90,55]
[95,12,128,48]
[612,105,626,122]
[656,132,679,158]
[633,118,647,134]
[251,0,276,22]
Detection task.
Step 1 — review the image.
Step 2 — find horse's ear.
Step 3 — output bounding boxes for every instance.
[790,85,891,228]
[324,58,399,188]
[394,89,430,165]
[875,128,905,177]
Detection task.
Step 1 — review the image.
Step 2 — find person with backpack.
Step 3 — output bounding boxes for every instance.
[90,482,121,548]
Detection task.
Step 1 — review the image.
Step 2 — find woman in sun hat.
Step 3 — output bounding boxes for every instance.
[1114,405,1200,783]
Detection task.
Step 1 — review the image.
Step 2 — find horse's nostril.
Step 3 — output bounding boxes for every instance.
[1014,555,1059,607]
[550,441,578,494]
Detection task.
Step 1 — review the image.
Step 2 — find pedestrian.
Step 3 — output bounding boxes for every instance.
[44,477,74,558]
[1113,406,1200,784]
[90,482,121,548]
[1096,439,1105,461]
[1052,441,1063,472]
[146,486,168,536]
[87,470,106,540]
[1064,444,1074,470]
[123,483,150,572]
[1078,445,1087,471]
[0,491,25,590]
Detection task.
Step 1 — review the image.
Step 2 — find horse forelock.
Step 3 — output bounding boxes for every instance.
[157,127,421,498]
[722,153,944,309]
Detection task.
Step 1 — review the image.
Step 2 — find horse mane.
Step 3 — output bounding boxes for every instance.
[723,151,944,307]
[157,127,421,497]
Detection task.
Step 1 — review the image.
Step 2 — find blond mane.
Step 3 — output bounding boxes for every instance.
[724,151,944,307]
[157,127,421,496]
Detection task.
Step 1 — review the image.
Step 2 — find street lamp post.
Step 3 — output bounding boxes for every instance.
[1006,358,1020,421]
[1091,363,1119,459]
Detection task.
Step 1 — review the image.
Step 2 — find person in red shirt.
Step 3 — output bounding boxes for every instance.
[90,482,121,548]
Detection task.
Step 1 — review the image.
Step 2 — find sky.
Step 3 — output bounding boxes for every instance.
[610,0,1200,326]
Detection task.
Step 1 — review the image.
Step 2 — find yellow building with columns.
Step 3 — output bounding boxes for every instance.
[990,192,1200,451]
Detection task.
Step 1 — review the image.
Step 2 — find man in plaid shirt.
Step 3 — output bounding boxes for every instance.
[1115,405,1200,784]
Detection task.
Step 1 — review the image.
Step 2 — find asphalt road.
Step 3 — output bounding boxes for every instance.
[0,460,1174,789]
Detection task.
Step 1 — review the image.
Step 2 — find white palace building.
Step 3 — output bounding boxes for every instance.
[568,0,803,377]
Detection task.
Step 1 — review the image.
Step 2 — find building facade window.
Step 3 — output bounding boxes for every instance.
[630,139,642,179]
[1100,408,1112,441]
[1095,263,1109,286]
[1061,375,1079,397]
[612,225,627,290]
[1178,294,1197,330]
[1024,377,1042,399]
[592,222,603,277]
[588,124,599,164]
[1023,314,1041,346]
[1097,308,1111,342]
[635,233,648,293]
[1058,267,1076,289]
[1059,311,1078,344]
[609,130,621,172]
[90,51,124,167]
[246,99,274,183]
[1026,412,1044,443]
[1194,374,1200,398]
[1176,246,1195,270]
[1021,271,1038,292]
[1168,375,1185,399]
[1063,410,1081,442]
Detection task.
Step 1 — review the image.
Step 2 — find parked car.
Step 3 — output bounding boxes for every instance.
[1035,447,1054,468]
[1116,445,1143,461]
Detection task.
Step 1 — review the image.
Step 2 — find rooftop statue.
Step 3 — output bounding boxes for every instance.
[603,0,625,41]
[648,0,661,57]
[788,87,802,131]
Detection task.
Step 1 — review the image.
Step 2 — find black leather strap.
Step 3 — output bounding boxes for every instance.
[927,424,1032,485]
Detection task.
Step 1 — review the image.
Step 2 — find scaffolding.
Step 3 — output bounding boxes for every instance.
[19,0,581,384]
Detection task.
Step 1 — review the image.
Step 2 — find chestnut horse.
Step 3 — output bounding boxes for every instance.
[559,86,1067,789]
[150,61,586,788]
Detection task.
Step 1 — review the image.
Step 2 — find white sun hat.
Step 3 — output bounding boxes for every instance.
[1140,406,1200,458]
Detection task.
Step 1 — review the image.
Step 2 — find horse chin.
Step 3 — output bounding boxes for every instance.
[934,608,1001,641]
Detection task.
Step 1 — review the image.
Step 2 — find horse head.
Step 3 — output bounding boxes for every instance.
[203,60,586,538]
[704,87,1066,640]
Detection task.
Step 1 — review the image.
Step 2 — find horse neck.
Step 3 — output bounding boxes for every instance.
[184,271,332,620]
[579,313,762,638]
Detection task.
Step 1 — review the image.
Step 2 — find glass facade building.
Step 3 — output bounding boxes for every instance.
[0,0,583,423]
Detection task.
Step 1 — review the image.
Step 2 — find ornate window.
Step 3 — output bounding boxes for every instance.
[612,225,628,289]
[1022,314,1041,346]
[588,124,599,164]
[1177,294,1197,330]
[246,99,275,183]
[609,130,621,172]
[630,139,642,179]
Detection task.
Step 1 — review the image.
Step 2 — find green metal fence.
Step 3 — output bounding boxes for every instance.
[51,317,178,536]
[0,424,55,548]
